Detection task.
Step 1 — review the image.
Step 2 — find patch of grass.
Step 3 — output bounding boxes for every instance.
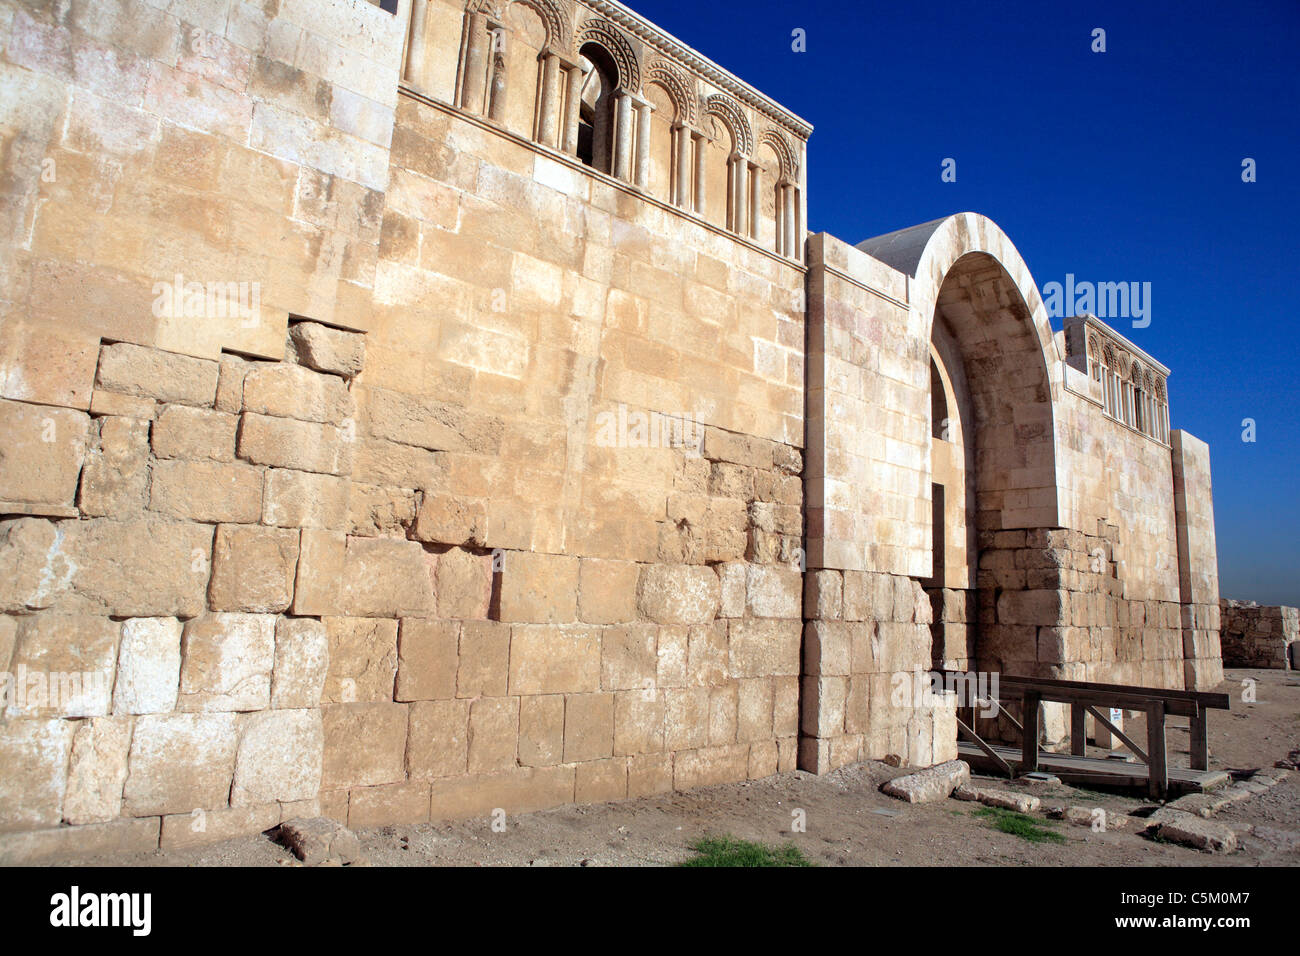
[679,835,816,867]
[971,806,1067,845]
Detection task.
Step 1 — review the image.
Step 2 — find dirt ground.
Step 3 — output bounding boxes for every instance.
[47,667,1300,867]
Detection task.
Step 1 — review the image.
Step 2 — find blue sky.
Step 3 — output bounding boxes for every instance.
[632,0,1300,606]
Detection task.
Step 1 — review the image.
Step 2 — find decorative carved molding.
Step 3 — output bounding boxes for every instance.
[704,93,752,155]
[577,16,641,91]
[758,127,798,182]
[645,59,695,126]
[473,0,571,50]
[581,0,812,141]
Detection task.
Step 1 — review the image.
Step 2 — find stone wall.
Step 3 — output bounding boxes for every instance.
[1219,601,1297,669]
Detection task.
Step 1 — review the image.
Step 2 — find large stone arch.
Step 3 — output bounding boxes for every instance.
[858,212,1063,533]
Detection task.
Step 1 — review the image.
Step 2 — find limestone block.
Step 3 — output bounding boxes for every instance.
[96,342,219,406]
[601,624,657,691]
[412,493,486,546]
[292,529,345,615]
[122,712,239,816]
[614,691,665,755]
[151,404,237,460]
[880,760,970,803]
[737,679,776,743]
[717,562,746,618]
[271,618,329,709]
[467,696,519,773]
[361,386,502,454]
[178,613,276,712]
[262,468,350,529]
[435,547,491,619]
[0,719,76,830]
[215,355,251,413]
[348,782,431,828]
[407,699,470,780]
[150,459,264,523]
[673,743,750,790]
[0,320,97,410]
[5,614,118,718]
[687,621,729,685]
[161,803,282,851]
[564,692,615,763]
[242,363,353,424]
[1154,813,1238,853]
[0,399,90,510]
[89,390,156,419]
[347,482,418,536]
[637,565,720,624]
[518,694,564,767]
[339,536,436,617]
[746,564,802,618]
[114,617,183,715]
[63,518,213,617]
[321,703,408,790]
[576,757,629,803]
[78,416,150,516]
[497,551,579,623]
[805,570,842,620]
[63,717,133,824]
[508,625,601,695]
[354,438,443,490]
[729,619,801,678]
[804,620,852,677]
[656,625,689,688]
[238,412,352,476]
[427,766,576,821]
[577,558,639,624]
[392,617,455,701]
[208,525,299,613]
[708,684,739,744]
[275,817,366,865]
[323,616,398,703]
[952,784,1041,814]
[288,321,366,378]
[457,620,509,697]
[0,819,160,864]
[232,709,323,806]
[998,590,1067,627]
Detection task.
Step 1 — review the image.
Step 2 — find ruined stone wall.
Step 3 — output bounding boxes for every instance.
[1219,601,1297,670]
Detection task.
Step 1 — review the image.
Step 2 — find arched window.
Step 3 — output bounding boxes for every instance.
[575,43,618,173]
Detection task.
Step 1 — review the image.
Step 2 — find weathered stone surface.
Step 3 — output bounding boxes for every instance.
[161,803,281,850]
[518,694,564,767]
[275,816,366,865]
[0,399,90,510]
[395,618,457,701]
[321,703,407,790]
[0,818,160,863]
[347,482,418,536]
[564,692,615,763]
[435,547,491,619]
[881,760,970,803]
[238,412,352,476]
[325,616,398,703]
[339,536,435,617]
[637,565,720,624]
[952,784,1041,814]
[427,766,576,821]
[1154,812,1238,853]
[457,620,509,697]
[289,321,366,378]
[509,625,601,695]
[746,564,801,618]
[673,743,750,790]
[94,341,216,406]
[601,624,656,691]
[578,558,639,624]
[114,617,183,715]
[0,719,77,830]
[243,362,353,424]
[4,614,118,718]
[78,416,149,516]
[271,617,329,709]
[362,386,501,454]
[292,529,345,615]
[729,619,801,678]
[413,493,486,546]
[65,518,213,617]
[407,698,471,780]
[149,458,264,523]
[232,709,323,806]
[262,468,350,528]
[151,404,237,460]
[122,712,239,816]
[63,717,133,825]
[348,782,431,828]
[497,551,579,623]
[468,696,519,772]
[178,613,276,712]
[208,525,299,613]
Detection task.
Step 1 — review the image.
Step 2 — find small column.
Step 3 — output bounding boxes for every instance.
[486,29,506,122]
[730,156,748,236]
[562,61,586,155]
[633,98,654,189]
[538,51,561,147]
[692,131,707,214]
[782,183,797,260]
[460,11,490,114]
[403,0,429,87]
[774,181,785,255]
[748,163,761,241]
[673,125,691,206]
[612,91,634,181]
